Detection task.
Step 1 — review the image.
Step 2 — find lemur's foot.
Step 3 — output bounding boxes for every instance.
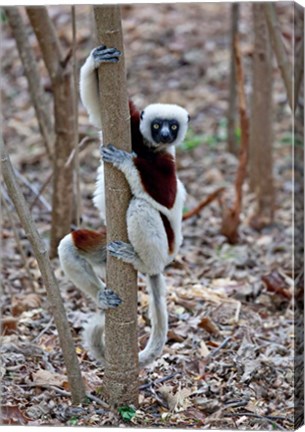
[107,241,137,263]
[98,288,122,309]
[101,144,134,167]
[92,45,122,68]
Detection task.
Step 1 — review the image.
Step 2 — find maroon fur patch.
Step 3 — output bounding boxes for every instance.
[159,213,175,254]
[128,99,177,208]
[134,152,177,208]
[72,228,106,252]
[129,100,144,155]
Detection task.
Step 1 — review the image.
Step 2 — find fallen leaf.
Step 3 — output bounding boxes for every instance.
[198,316,220,336]
[32,369,68,389]
[1,405,30,425]
[199,340,210,357]
[262,270,292,299]
[1,317,18,335]
[12,293,41,316]
[158,384,192,412]
[167,329,185,342]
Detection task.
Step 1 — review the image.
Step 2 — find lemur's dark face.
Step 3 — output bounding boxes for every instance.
[150,118,180,144]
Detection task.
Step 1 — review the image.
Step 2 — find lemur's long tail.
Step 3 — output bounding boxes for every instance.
[139,274,168,367]
[83,273,168,368]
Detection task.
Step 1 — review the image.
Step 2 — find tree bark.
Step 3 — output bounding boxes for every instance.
[0,137,86,405]
[264,3,293,110]
[26,7,77,257]
[249,3,274,229]
[227,2,239,155]
[294,4,304,111]
[93,5,139,407]
[5,7,54,159]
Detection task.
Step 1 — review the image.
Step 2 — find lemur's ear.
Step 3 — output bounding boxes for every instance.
[140,110,145,120]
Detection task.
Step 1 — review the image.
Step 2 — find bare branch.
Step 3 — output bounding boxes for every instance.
[295,36,304,107]
[0,137,86,405]
[227,3,239,155]
[264,3,293,110]
[26,7,64,80]
[221,34,249,243]
[5,7,54,159]
[71,5,81,228]
[182,187,225,221]
[26,6,77,257]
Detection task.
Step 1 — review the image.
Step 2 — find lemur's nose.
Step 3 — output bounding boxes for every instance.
[160,127,171,143]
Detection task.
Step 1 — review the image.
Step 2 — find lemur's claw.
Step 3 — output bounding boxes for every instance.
[92,45,122,67]
[107,241,136,262]
[101,144,132,166]
[98,288,122,309]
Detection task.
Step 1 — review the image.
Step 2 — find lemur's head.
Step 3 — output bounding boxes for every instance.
[140,104,190,149]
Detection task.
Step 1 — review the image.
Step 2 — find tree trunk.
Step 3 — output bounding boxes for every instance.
[94,5,139,407]
[26,7,77,257]
[249,3,274,229]
[227,2,239,155]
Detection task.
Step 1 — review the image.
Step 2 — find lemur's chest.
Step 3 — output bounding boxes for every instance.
[134,152,177,209]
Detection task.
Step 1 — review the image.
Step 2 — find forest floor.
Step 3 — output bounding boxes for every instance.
[1,3,299,430]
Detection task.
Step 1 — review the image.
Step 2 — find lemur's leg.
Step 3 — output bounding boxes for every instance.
[108,199,169,275]
[107,241,146,270]
[58,230,122,309]
[80,46,121,129]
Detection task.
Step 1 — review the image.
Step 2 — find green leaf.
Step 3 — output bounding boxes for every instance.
[118,405,136,422]
[0,10,7,23]
[69,416,79,426]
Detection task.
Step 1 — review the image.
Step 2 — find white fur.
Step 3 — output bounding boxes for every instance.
[93,160,106,223]
[79,49,102,129]
[58,234,106,304]
[140,103,189,146]
[112,157,186,264]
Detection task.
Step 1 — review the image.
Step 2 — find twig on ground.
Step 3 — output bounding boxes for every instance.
[149,386,169,409]
[20,383,109,409]
[208,336,232,358]
[223,411,289,430]
[32,317,54,343]
[223,398,249,409]
[139,372,180,391]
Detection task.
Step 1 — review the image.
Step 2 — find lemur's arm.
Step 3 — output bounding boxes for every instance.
[80,46,121,129]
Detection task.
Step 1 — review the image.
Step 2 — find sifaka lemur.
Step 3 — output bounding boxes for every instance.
[58,45,190,368]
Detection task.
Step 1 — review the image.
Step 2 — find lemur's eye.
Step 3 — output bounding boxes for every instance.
[153,123,160,130]
[171,124,178,131]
